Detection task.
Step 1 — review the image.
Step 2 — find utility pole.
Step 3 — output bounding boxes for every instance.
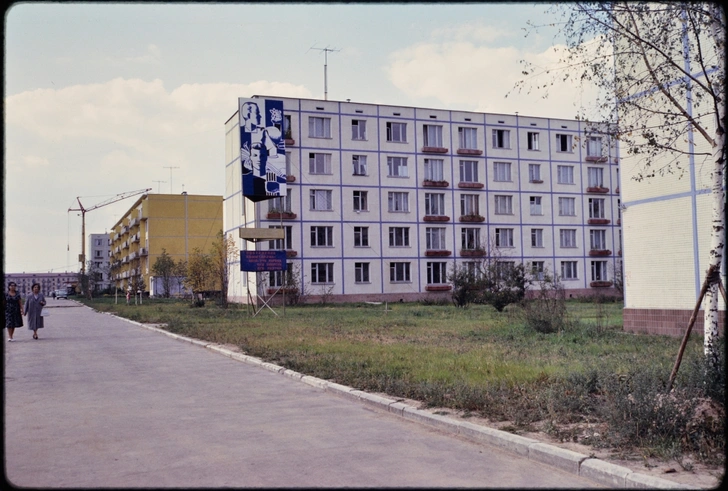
[310,45,340,101]
[153,180,166,193]
[163,166,180,194]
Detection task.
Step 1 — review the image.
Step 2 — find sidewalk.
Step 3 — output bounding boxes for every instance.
[3,298,695,488]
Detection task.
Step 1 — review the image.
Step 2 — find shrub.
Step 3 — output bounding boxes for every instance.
[520,272,568,333]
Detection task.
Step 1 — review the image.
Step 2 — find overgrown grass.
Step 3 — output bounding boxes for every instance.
[82,296,724,465]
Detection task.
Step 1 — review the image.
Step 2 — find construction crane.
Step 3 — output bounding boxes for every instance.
[68,188,152,279]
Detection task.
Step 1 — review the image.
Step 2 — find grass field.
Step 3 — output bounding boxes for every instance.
[81,296,724,465]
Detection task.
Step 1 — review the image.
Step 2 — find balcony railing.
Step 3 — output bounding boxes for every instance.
[586,186,609,194]
[456,148,482,156]
[425,250,451,257]
[423,215,450,222]
[459,214,485,222]
[589,249,612,256]
[421,146,448,154]
[422,180,449,188]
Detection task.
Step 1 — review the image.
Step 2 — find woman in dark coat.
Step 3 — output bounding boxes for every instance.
[24,282,46,340]
[4,281,24,341]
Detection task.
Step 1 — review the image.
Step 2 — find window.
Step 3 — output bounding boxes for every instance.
[423,124,443,147]
[389,262,411,282]
[493,161,511,182]
[557,165,574,184]
[268,193,293,212]
[268,225,292,250]
[561,261,578,280]
[458,127,477,149]
[556,133,573,152]
[492,129,510,149]
[310,189,332,211]
[531,228,543,248]
[311,263,334,284]
[283,115,292,139]
[354,226,369,247]
[459,160,478,183]
[353,191,368,211]
[310,226,334,247]
[386,122,407,142]
[587,136,602,157]
[531,261,545,280]
[494,195,513,215]
[588,167,604,187]
[387,156,409,177]
[558,197,576,216]
[389,227,410,247]
[591,261,608,281]
[352,155,367,176]
[427,262,448,284]
[560,229,577,248]
[355,262,370,283]
[424,158,444,181]
[309,116,331,138]
[529,196,542,215]
[388,192,409,212]
[95,250,103,258]
[495,228,514,247]
[528,164,541,182]
[461,228,481,250]
[496,261,516,280]
[527,132,540,150]
[589,198,605,219]
[460,194,480,216]
[425,193,445,215]
[426,227,447,250]
[285,151,292,175]
[351,119,367,140]
[309,153,332,174]
[590,229,607,250]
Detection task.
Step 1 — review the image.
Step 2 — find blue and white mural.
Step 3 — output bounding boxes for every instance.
[239,98,287,202]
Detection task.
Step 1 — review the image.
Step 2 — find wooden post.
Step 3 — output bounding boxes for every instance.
[666,264,718,392]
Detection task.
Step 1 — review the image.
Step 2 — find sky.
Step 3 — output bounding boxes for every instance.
[3,2,603,275]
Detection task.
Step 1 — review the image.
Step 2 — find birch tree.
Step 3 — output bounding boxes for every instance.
[513,2,724,363]
[210,230,238,309]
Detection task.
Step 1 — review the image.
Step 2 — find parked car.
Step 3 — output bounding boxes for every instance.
[55,289,68,299]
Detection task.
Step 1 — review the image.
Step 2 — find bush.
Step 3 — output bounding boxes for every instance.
[520,272,568,333]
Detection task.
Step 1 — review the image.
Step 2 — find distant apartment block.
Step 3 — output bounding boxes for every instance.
[109,193,223,295]
[4,272,78,296]
[224,96,622,304]
[87,233,112,291]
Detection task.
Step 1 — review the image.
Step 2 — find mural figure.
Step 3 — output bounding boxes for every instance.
[240,98,287,202]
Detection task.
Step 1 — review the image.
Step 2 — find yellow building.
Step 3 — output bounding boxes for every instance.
[109,192,223,293]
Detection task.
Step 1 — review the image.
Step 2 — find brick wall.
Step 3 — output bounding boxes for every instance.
[623,308,725,338]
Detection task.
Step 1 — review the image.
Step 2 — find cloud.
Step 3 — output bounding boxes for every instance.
[386,27,604,120]
[125,44,162,64]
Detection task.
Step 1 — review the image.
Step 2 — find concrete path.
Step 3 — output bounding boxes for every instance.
[4,298,606,488]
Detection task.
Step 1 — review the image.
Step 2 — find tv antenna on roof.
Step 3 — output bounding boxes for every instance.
[309,45,340,101]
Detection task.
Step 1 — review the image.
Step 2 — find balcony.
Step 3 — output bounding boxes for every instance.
[425,250,451,257]
[459,214,485,223]
[587,218,611,225]
[423,215,450,222]
[426,285,452,292]
[286,250,298,258]
[421,146,448,154]
[458,182,484,189]
[140,247,148,256]
[585,155,608,163]
[286,175,296,183]
[422,180,449,188]
[456,148,483,156]
[586,186,610,194]
[460,249,486,257]
[266,211,297,220]
[589,249,612,256]
[590,281,613,288]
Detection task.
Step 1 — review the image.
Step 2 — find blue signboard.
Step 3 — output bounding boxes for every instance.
[239,97,288,203]
[240,250,288,272]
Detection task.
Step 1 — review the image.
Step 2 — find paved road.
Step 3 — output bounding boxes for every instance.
[4,298,600,488]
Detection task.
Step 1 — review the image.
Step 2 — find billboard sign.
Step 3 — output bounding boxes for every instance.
[239,98,288,202]
[240,250,287,272]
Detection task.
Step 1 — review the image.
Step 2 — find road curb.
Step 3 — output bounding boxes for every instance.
[100,311,699,490]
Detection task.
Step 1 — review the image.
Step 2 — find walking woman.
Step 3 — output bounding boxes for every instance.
[24,282,46,340]
[4,281,24,341]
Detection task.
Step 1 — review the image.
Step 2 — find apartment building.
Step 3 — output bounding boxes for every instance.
[4,272,78,296]
[224,96,622,304]
[87,233,112,291]
[109,193,223,294]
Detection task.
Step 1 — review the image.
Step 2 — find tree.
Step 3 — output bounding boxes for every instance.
[210,230,238,308]
[86,260,103,298]
[151,249,175,298]
[173,259,188,298]
[185,248,215,306]
[514,2,724,363]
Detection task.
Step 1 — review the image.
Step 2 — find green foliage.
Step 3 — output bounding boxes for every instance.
[448,259,529,311]
[151,249,175,298]
[520,271,569,333]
